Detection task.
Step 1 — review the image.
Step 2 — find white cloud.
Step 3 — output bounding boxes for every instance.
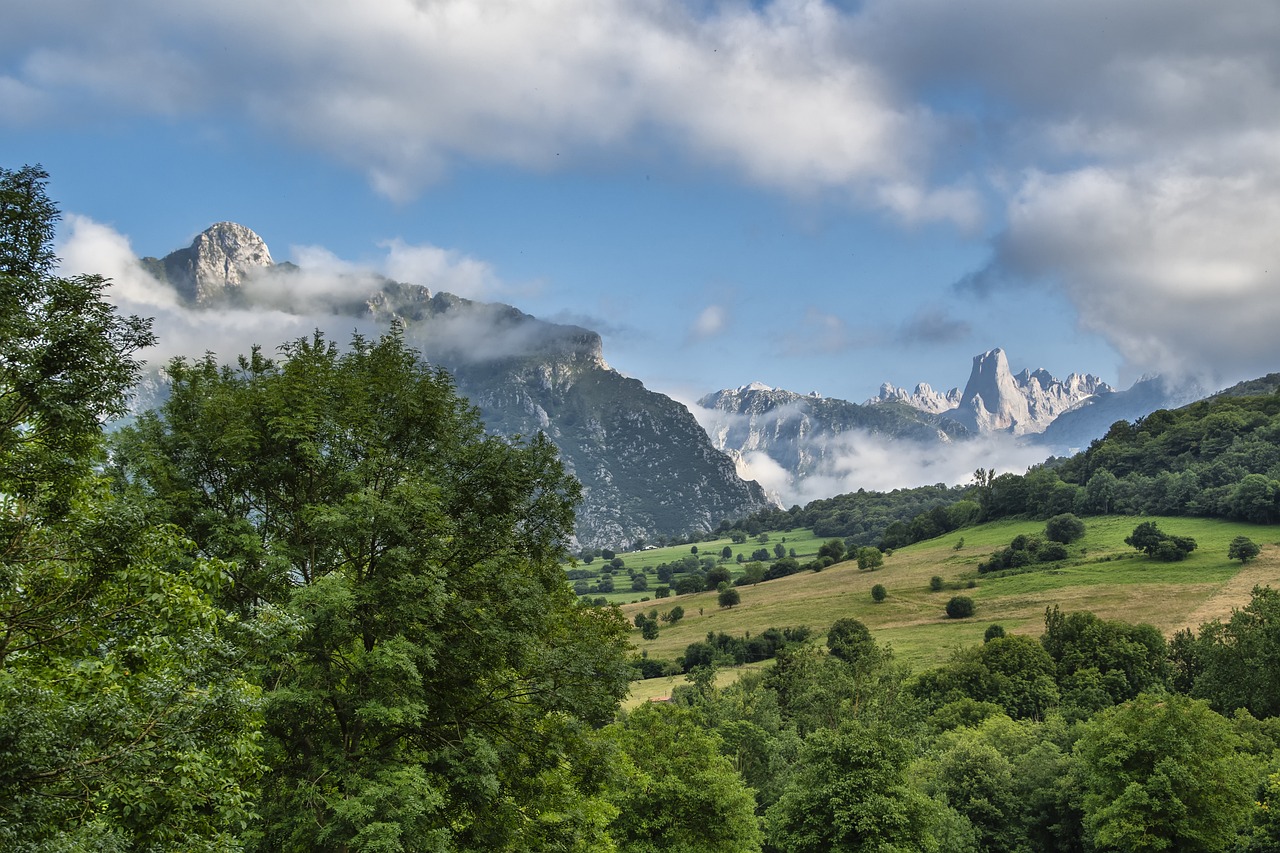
[689,304,729,341]
[8,0,947,214]
[378,238,507,300]
[56,214,180,308]
[968,162,1280,385]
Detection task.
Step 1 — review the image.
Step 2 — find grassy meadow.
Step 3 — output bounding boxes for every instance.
[569,528,830,605]
[608,516,1280,703]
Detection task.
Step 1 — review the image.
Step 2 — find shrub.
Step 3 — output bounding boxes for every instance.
[871,584,887,603]
[929,575,944,592]
[1126,521,1197,561]
[1229,536,1261,563]
[1037,541,1069,562]
[984,624,1006,642]
[946,596,975,619]
[1044,513,1086,544]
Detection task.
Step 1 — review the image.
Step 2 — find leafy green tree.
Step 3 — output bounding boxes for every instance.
[826,618,882,673]
[930,575,944,592]
[0,165,261,850]
[705,565,732,589]
[660,605,685,625]
[632,572,649,591]
[0,165,155,521]
[740,560,766,585]
[871,583,887,603]
[765,721,946,852]
[1231,474,1280,524]
[1041,607,1169,710]
[1043,513,1086,544]
[719,586,741,608]
[856,546,884,570]
[1192,586,1280,718]
[919,714,1078,853]
[913,636,1059,721]
[1125,521,1196,561]
[1075,694,1254,852]
[947,596,976,619]
[1229,536,1262,563]
[721,545,733,560]
[112,330,633,851]
[605,703,764,852]
[984,624,1006,642]
[818,538,847,563]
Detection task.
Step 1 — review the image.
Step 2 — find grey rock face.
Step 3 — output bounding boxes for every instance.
[153,222,273,305]
[697,382,968,499]
[875,348,1112,436]
[867,381,961,414]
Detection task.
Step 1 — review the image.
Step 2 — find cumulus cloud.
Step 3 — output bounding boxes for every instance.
[963,162,1280,385]
[22,0,1280,391]
[5,0,955,217]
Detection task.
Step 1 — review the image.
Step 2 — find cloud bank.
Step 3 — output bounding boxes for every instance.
[15,0,1280,396]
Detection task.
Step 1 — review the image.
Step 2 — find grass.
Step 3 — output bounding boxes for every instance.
[615,516,1280,687]
[566,528,831,606]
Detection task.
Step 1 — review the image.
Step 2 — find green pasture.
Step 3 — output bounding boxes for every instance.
[565,528,830,605]
[617,515,1280,694]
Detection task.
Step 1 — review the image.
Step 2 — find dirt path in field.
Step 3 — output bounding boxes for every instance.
[1179,548,1280,632]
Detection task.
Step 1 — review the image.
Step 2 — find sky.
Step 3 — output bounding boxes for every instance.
[5,0,1280,412]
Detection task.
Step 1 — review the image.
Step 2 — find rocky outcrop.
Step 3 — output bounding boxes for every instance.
[137,223,767,549]
[866,382,961,414]
[146,222,273,305]
[873,348,1112,436]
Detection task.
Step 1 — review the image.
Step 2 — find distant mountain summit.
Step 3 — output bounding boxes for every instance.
[871,348,1112,436]
[867,382,961,414]
[697,382,969,501]
[142,222,273,304]
[136,223,769,549]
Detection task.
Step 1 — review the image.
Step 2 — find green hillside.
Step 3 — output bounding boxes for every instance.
[620,515,1280,700]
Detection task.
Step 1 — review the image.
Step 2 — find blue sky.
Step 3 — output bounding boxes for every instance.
[5,0,1279,408]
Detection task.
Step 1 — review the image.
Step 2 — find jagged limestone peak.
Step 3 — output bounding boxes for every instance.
[162,222,273,304]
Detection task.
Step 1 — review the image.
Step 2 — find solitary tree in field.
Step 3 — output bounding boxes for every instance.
[946,596,976,619]
[718,586,741,608]
[871,584,887,603]
[1229,536,1261,563]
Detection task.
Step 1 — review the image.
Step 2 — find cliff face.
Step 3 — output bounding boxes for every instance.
[148,222,273,305]
[871,348,1113,437]
[950,348,1112,435]
[137,223,769,549]
[697,382,969,499]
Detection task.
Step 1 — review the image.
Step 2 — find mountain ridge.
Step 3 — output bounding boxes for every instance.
[136,223,770,549]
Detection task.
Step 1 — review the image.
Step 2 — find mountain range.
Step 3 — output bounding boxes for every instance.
[136,223,770,550]
[132,222,1217,548]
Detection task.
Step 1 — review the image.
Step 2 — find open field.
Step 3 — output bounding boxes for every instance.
[566,528,831,605]
[614,516,1280,693]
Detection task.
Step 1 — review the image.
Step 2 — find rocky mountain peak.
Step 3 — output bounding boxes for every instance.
[867,381,962,414]
[158,221,273,305]
[872,347,1113,436]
